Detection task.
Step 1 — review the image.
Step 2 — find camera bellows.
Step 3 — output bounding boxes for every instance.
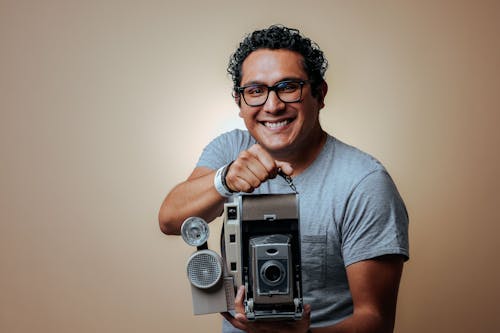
[187,250,223,289]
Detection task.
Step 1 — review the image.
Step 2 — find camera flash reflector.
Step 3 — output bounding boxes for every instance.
[187,250,223,289]
[181,217,209,247]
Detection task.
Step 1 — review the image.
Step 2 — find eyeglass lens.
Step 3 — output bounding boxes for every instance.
[241,81,303,106]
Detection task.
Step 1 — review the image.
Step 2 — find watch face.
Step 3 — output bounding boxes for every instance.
[181,216,209,247]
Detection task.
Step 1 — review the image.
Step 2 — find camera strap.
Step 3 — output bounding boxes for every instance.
[278,170,298,193]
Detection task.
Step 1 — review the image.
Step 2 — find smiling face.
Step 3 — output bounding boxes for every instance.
[238,49,327,161]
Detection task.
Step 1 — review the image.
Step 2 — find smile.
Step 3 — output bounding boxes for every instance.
[262,119,292,129]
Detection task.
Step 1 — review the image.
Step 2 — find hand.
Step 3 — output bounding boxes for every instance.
[221,286,311,333]
[225,144,293,193]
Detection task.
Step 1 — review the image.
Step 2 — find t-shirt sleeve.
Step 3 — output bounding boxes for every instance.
[341,169,409,266]
[196,130,253,170]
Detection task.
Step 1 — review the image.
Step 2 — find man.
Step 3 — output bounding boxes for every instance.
[159,25,409,333]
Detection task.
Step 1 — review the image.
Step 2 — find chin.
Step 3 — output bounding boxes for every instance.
[260,139,294,154]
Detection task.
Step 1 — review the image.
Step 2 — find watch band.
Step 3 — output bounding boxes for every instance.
[214,162,235,197]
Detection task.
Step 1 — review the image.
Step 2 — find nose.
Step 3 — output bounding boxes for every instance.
[262,90,285,114]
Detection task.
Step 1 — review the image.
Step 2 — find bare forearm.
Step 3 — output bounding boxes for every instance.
[310,256,402,333]
[158,169,226,235]
[311,310,393,333]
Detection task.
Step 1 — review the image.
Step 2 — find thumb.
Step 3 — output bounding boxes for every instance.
[302,303,312,328]
[234,285,246,314]
[275,160,293,176]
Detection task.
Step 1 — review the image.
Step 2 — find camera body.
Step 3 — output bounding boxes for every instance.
[222,193,303,320]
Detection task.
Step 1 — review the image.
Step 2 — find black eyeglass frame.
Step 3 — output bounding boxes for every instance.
[235,80,309,107]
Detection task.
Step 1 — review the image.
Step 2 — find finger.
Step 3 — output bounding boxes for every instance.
[225,286,249,331]
[229,175,256,193]
[304,303,311,314]
[300,304,312,333]
[245,160,271,183]
[303,303,311,320]
[220,312,234,321]
[275,160,294,176]
[220,312,248,331]
[248,144,279,176]
[227,152,267,192]
[234,312,249,322]
[226,162,258,193]
[233,285,246,314]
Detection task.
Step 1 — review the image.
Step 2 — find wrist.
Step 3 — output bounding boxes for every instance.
[221,161,234,193]
[213,162,235,197]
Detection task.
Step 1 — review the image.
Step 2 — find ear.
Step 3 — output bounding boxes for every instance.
[233,90,242,108]
[234,95,244,117]
[317,80,328,110]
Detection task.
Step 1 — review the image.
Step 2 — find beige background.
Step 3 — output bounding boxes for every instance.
[1,0,499,332]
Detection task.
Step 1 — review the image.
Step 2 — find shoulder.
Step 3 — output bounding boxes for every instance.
[331,136,384,172]
[208,129,256,154]
[209,129,255,147]
[196,129,255,169]
[322,135,386,189]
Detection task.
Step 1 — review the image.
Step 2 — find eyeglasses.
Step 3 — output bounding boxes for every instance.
[235,80,308,107]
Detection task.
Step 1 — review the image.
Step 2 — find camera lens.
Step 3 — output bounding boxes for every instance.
[260,260,285,286]
[264,265,281,282]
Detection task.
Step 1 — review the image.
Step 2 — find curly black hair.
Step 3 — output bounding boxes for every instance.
[228,25,328,97]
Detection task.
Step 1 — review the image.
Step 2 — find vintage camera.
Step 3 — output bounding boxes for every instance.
[224,193,303,320]
[181,193,303,321]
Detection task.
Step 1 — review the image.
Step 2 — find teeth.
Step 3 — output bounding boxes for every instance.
[264,120,289,129]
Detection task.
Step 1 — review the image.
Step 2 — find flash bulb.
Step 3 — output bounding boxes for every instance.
[181,217,209,247]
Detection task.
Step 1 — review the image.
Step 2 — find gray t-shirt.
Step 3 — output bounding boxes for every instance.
[197,129,409,331]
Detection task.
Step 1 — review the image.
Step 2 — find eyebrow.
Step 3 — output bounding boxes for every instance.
[240,77,305,87]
